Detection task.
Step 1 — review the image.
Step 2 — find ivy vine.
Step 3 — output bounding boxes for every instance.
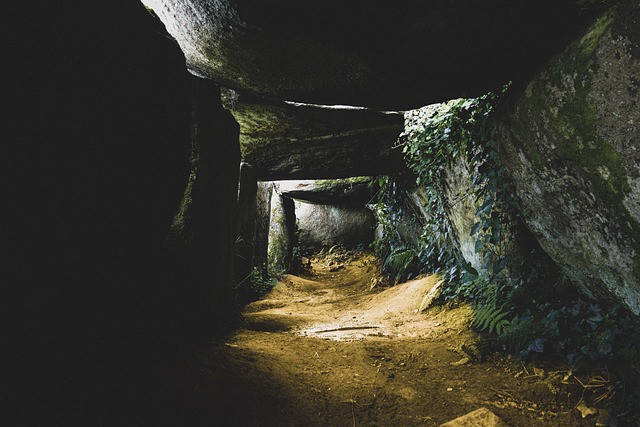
[398,88,522,303]
[373,86,640,422]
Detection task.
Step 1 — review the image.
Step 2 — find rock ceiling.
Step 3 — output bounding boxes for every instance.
[143,0,593,179]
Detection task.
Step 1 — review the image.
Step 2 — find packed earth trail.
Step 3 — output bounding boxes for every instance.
[182,250,599,426]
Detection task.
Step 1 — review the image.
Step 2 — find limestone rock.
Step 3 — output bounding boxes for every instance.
[442,156,486,273]
[495,1,640,313]
[441,151,561,290]
[142,0,592,110]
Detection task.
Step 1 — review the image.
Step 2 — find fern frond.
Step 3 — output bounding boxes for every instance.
[383,246,419,281]
[384,247,415,270]
[473,304,511,336]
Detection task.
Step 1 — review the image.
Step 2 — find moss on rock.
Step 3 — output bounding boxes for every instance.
[496,0,640,313]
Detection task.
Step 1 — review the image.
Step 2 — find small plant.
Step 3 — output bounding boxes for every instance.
[246,266,274,298]
[383,245,420,283]
[473,303,511,337]
[234,264,275,305]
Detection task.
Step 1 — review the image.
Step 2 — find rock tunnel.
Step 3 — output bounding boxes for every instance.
[5,0,640,424]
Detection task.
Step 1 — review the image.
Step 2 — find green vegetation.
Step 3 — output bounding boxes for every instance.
[371,81,640,421]
[383,245,421,284]
[473,303,511,337]
[394,88,526,302]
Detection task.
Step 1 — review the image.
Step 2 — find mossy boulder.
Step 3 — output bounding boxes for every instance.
[229,94,405,180]
[496,0,640,313]
[268,194,296,276]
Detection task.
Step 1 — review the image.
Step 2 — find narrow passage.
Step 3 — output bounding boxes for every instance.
[185,249,593,426]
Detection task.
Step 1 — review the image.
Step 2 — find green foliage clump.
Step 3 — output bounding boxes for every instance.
[369,174,432,283]
[383,245,421,284]
[236,266,275,305]
[399,88,523,301]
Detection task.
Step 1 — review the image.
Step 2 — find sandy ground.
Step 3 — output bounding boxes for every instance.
[181,250,600,426]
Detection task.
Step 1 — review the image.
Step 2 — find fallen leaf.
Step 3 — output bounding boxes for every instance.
[576,401,598,418]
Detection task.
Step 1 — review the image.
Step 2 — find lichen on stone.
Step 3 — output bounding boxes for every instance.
[497,1,640,314]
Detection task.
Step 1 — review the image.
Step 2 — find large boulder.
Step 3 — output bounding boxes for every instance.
[142,0,593,110]
[254,182,274,273]
[268,194,296,275]
[295,202,375,254]
[230,94,405,179]
[495,1,640,313]
[166,77,241,335]
[4,1,210,422]
[277,177,376,206]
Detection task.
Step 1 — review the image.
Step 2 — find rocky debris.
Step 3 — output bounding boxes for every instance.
[419,279,445,312]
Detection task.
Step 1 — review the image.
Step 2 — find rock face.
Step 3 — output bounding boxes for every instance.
[5,1,210,422]
[166,76,241,334]
[496,1,640,313]
[231,95,405,180]
[142,0,592,110]
[295,202,375,254]
[254,182,274,273]
[268,194,296,275]
[439,153,563,299]
[443,158,485,273]
[235,163,259,298]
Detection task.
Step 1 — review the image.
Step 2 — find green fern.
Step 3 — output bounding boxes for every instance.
[617,343,640,377]
[383,246,419,282]
[501,316,545,355]
[473,304,511,336]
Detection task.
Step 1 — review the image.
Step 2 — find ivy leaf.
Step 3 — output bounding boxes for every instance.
[470,222,481,236]
[494,257,508,274]
[477,196,494,215]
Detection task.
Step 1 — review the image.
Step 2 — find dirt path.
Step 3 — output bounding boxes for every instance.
[185,251,594,426]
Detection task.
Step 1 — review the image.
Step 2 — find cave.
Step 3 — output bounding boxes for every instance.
[5,0,640,425]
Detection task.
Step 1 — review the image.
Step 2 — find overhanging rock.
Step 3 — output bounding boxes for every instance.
[142,0,593,110]
[230,94,406,180]
[277,178,376,207]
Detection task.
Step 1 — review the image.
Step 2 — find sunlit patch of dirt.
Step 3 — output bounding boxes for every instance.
[188,250,595,426]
